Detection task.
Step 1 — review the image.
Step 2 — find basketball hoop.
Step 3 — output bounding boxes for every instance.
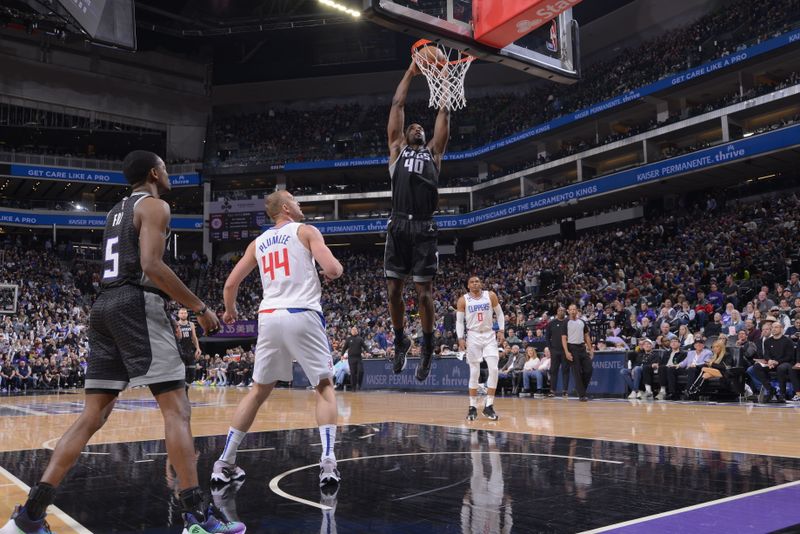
[412,39,475,111]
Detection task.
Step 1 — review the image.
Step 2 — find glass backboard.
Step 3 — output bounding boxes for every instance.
[363,0,580,83]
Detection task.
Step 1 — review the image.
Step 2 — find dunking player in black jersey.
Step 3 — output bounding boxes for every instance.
[176,308,201,385]
[1,151,244,534]
[385,59,450,382]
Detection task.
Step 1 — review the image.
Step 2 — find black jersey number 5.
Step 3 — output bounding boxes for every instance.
[103,237,119,280]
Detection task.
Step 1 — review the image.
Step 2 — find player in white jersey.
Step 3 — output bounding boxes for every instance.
[210,190,344,491]
[456,276,505,421]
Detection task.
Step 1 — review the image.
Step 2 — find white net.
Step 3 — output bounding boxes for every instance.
[412,40,475,111]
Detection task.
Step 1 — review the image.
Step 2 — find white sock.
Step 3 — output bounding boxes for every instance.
[219,427,246,465]
[645,384,652,393]
[319,424,337,460]
[485,395,494,407]
[469,396,477,408]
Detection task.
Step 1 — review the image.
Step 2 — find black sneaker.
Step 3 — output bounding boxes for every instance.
[393,337,411,374]
[415,349,433,381]
[482,405,499,420]
[466,406,478,421]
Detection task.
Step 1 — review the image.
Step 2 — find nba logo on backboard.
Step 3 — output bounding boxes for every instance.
[547,20,559,52]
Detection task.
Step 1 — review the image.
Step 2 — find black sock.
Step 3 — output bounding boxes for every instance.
[394,328,404,344]
[179,486,205,519]
[422,332,434,354]
[25,482,56,521]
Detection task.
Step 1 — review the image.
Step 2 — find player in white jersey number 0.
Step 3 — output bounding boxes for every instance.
[456,276,505,421]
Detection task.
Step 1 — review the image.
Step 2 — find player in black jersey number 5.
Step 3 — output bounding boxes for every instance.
[385,59,450,381]
[1,151,244,534]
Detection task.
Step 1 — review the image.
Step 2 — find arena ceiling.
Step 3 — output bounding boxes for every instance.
[0,1,655,84]
[133,0,635,84]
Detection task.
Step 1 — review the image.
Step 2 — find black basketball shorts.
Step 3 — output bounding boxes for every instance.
[384,217,439,283]
[179,341,196,366]
[86,285,185,391]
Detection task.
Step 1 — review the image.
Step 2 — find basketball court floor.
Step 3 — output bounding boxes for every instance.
[0,388,799,533]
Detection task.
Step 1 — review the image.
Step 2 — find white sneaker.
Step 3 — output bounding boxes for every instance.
[636,391,643,399]
[210,459,246,484]
[628,391,638,399]
[319,457,341,487]
[656,390,666,400]
[744,384,753,397]
[644,390,654,399]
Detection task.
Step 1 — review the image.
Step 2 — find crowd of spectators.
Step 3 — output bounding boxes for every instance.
[0,237,94,392]
[207,0,800,169]
[2,178,800,402]
[201,182,800,402]
[184,348,255,387]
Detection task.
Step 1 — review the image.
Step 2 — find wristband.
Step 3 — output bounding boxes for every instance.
[196,304,207,315]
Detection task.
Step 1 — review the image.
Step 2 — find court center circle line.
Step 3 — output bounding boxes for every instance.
[268,451,624,510]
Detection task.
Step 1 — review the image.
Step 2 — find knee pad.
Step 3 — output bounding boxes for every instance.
[468,362,481,389]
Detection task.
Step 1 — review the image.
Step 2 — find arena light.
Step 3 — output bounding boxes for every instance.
[318,0,360,18]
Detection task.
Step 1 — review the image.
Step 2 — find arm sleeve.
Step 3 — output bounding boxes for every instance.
[456,311,465,339]
[494,305,505,332]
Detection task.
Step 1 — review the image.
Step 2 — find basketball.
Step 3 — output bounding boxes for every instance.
[414,43,447,67]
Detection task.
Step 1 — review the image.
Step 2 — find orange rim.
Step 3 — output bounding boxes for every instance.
[411,38,475,66]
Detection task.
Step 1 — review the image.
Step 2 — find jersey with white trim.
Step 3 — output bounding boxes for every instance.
[101,191,169,291]
[389,145,439,217]
[256,222,322,313]
[464,291,493,334]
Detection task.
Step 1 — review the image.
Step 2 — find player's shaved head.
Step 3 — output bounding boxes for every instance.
[265,190,293,220]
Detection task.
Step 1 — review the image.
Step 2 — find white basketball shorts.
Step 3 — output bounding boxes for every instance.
[254,308,334,387]
[466,331,499,364]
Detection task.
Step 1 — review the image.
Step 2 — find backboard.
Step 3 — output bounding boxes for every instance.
[362,0,581,83]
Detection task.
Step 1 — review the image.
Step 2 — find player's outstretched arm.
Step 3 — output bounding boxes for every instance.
[388,61,420,161]
[300,224,343,280]
[430,105,450,165]
[222,240,258,323]
[138,197,210,316]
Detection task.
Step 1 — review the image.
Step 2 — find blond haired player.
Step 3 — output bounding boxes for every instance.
[210,190,344,490]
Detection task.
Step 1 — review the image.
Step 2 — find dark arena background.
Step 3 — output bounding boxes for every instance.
[0,0,800,532]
